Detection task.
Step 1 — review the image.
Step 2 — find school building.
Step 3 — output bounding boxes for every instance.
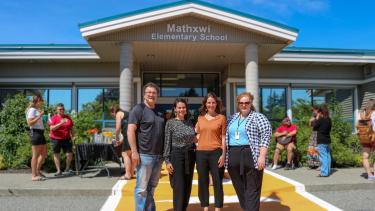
[1,0,375,127]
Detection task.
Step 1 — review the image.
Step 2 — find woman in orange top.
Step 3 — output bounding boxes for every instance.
[195,92,226,211]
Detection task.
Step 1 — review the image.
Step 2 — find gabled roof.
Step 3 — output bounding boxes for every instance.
[79,0,298,42]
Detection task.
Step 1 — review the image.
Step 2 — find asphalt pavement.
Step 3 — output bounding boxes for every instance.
[0,165,374,210]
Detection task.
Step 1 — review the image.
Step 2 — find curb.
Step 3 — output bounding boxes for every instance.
[0,188,112,197]
[306,182,375,192]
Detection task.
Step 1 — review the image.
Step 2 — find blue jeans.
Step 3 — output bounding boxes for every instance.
[317,144,331,176]
[135,154,163,211]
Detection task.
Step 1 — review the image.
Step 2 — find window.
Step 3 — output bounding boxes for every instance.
[292,88,354,127]
[77,88,119,129]
[0,88,71,111]
[143,73,220,97]
[0,89,23,106]
[292,89,312,121]
[260,87,286,121]
[49,89,72,112]
[236,86,245,95]
[25,89,48,101]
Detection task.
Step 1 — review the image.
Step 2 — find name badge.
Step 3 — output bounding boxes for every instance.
[235,131,240,140]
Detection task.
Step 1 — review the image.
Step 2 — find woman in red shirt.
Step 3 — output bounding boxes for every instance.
[49,103,74,176]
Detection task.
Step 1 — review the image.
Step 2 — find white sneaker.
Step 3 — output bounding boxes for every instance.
[271,164,280,170]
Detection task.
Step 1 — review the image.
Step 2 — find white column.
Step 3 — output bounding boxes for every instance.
[119,42,133,112]
[354,86,359,131]
[287,84,292,121]
[225,80,231,117]
[245,43,259,111]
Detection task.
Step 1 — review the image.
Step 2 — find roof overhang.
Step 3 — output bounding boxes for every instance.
[79,1,298,43]
[0,45,99,61]
[270,47,375,64]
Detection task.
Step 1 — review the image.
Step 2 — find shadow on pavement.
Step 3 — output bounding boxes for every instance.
[165,191,290,211]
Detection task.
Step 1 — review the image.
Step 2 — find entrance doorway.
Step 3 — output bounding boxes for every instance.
[142,72,220,123]
[158,97,203,124]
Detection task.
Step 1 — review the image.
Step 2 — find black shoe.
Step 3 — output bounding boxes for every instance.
[54,171,62,176]
[291,163,296,170]
[284,163,291,170]
[62,169,74,176]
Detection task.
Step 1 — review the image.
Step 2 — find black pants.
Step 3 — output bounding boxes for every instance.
[227,146,264,211]
[170,147,196,211]
[196,149,224,208]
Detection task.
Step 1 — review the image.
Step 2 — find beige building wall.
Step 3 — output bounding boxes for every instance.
[228,63,363,80]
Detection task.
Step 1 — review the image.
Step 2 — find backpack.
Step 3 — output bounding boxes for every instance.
[356,111,375,144]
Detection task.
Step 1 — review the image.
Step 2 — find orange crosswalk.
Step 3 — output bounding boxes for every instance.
[111,166,340,211]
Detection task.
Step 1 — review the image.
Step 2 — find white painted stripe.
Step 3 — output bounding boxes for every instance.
[156,195,280,204]
[100,180,127,211]
[265,170,343,211]
[159,179,232,185]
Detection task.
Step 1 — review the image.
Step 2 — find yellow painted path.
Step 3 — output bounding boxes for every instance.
[113,167,336,211]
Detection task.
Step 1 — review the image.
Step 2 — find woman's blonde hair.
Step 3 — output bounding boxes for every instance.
[236,92,256,112]
[364,99,375,117]
[27,94,43,110]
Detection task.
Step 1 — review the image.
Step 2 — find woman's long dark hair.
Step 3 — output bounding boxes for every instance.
[198,92,223,116]
[318,104,330,118]
[110,104,121,114]
[171,98,190,120]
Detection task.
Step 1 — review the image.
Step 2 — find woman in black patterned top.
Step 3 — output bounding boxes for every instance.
[164,98,197,211]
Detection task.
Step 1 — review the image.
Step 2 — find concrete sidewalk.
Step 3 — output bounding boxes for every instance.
[0,167,122,197]
[0,166,372,197]
[271,166,375,192]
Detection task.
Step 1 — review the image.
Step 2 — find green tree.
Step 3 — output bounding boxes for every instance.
[0,94,30,169]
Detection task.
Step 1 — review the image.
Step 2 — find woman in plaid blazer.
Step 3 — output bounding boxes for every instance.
[225,92,272,211]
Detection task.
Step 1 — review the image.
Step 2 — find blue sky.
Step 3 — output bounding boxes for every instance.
[0,0,374,49]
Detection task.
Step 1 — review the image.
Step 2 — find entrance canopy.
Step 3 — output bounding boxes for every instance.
[79,0,299,68]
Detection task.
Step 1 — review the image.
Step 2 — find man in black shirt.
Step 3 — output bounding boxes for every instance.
[128,82,165,211]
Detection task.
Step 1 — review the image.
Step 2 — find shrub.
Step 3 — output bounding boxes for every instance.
[0,94,30,169]
[0,154,6,170]
[71,108,101,144]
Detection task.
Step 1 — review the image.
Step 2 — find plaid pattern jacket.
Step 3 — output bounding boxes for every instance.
[225,111,272,169]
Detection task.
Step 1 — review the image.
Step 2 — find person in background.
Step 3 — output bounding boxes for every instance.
[314,105,332,177]
[356,99,375,180]
[128,82,165,211]
[195,92,226,211]
[164,98,197,211]
[48,103,74,176]
[26,94,48,181]
[307,106,320,169]
[110,104,134,180]
[226,92,272,211]
[272,117,298,170]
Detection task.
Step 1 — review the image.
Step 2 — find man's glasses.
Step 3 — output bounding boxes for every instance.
[238,102,250,105]
[58,108,65,111]
[144,91,157,95]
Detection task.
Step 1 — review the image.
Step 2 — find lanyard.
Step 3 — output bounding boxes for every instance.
[236,115,247,133]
